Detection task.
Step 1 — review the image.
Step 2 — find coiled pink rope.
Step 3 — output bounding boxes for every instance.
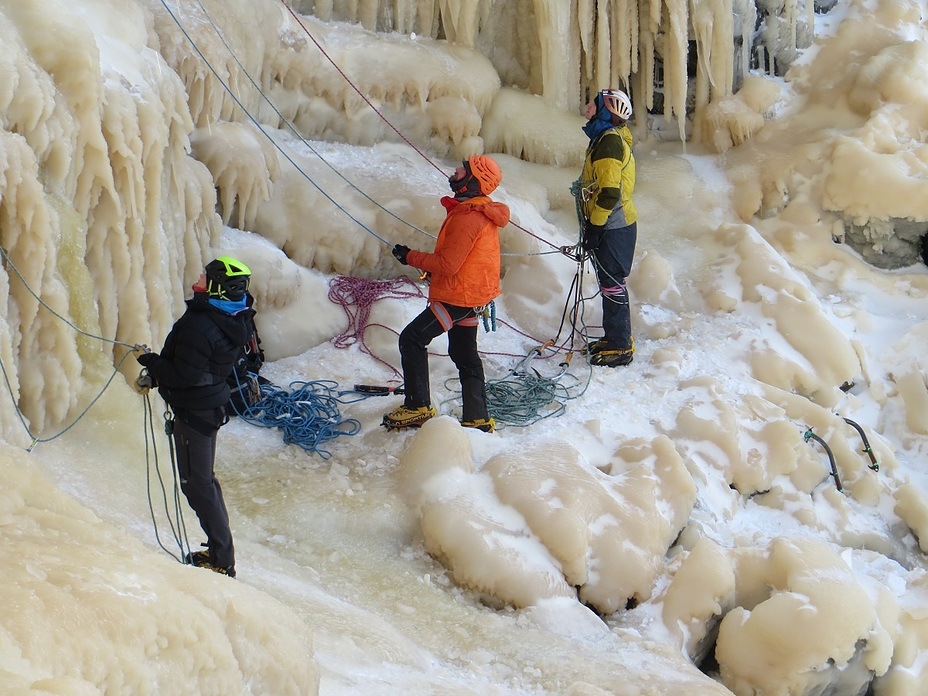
[328,276,425,375]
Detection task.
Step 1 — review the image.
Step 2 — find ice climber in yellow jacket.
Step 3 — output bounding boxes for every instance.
[579,88,638,367]
[384,154,510,432]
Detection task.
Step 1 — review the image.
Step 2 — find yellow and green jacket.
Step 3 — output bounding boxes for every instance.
[580,125,637,228]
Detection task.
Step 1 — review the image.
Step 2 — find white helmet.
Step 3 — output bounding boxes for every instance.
[600,89,632,121]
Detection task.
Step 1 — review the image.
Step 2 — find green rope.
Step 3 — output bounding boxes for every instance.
[485,372,571,427]
[142,394,192,563]
[571,178,585,241]
[444,347,590,429]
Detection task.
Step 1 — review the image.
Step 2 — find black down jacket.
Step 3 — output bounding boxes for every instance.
[143,294,250,411]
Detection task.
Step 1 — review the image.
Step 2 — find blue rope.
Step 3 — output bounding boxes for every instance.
[232,378,360,458]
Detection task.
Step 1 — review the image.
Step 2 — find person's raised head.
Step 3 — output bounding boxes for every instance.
[466,154,502,195]
[205,256,251,301]
[449,154,502,198]
[599,89,632,124]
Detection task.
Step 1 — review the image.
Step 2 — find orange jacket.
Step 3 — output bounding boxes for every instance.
[407,195,510,307]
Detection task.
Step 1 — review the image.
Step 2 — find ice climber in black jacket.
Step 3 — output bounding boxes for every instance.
[136,256,252,578]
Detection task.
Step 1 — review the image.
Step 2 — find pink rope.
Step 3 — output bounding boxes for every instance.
[328,276,425,375]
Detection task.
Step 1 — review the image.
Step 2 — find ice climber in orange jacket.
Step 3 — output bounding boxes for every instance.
[384,154,510,432]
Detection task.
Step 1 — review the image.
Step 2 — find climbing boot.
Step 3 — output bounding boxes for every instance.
[582,338,609,355]
[382,404,437,430]
[589,345,634,367]
[186,548,236,578]
[197,562,236,578]
[185,549,210,566]
[461,417,495,433]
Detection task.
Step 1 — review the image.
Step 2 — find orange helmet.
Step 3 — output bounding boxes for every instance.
[467,155,502,195]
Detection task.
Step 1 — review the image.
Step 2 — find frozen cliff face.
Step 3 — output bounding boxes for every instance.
[0,1,220,442]
[285,0,825,141]
[4,0,927,451]
[6,3,928,696]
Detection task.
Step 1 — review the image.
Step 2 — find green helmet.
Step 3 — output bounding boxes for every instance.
[205,256,251,301]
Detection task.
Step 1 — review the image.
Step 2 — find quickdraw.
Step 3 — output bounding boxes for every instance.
[476,301,496,332]
[570,178,596,204]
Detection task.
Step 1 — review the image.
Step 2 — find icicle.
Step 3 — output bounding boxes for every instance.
[611,0,638,85]
[417,0,437,35]
[638,0,656,112]
[648,0,662,32]
[629,0,640,75]
[534,0,574,109]
[735,0,756,89]
[577,0,595,83]
[645,0,664,107]
[337,0,361,23]
[314,0,334,21]
[358,0,378,29]
[0,133,82,439]
[594,0,610,89]
[690,0,734,106]
[664,0,689,141]
[786,0,798,56]
[393,0,413,33]
[437,0,481,47]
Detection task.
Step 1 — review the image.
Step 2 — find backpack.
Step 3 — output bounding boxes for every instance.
[227,309,266,414]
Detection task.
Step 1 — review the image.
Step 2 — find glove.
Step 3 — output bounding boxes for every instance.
[134,372,155,393]
[392,244,411,265]
[581,223,605,252]
[136,351,158,367]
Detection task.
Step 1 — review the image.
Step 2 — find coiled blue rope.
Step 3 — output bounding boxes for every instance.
[232,378,361,458]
